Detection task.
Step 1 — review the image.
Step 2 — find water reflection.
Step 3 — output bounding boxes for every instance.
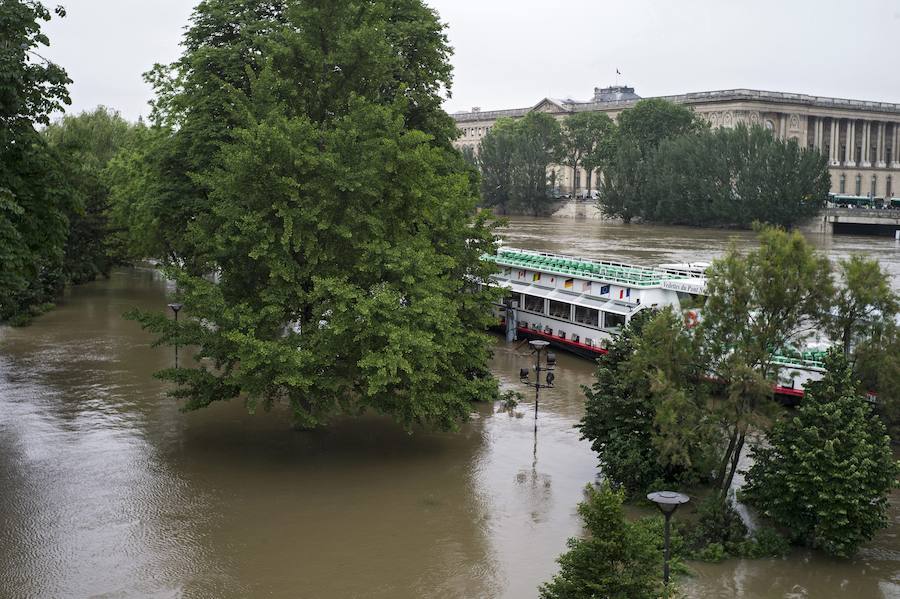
[0,218,898,597]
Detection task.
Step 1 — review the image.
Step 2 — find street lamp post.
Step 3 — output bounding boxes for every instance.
[167,302,183,368]
[519,339,556,432]
[647,491,690,592]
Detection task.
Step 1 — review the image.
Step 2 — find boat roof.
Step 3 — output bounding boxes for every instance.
[488,248,691,288]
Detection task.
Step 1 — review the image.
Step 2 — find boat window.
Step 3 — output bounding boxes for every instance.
[603,311,626,330]
[549,299,571,320]
[523,294,545,313]
[574,305,599,327]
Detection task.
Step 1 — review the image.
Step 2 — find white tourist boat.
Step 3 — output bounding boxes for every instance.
[486,247,826,399]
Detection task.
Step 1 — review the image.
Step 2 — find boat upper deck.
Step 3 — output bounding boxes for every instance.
[489,248,691,288]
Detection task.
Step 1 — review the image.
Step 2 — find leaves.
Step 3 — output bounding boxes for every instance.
[124,0,502,430]
[743,349,899,557]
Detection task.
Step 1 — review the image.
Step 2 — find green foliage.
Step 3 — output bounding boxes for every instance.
[743,350,899,557]
[825,254,898,357]
[616,98,706,158]
[0,1,74,322]
[702,226,833,497]
[125,0,502,430]
[44,107,140,282]
[476,112,562,215]
[580,309,716,494]
[599,99,703,223]
[683,495,747,560]
[539,483,664,599]
[560,111,615,193]
[640,125,829,228]
[854,325,900,437]
[599,99,829,229]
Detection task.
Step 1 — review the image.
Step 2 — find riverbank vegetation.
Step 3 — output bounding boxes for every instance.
[116,0,503,430]
[472,97,829,226]
[575,227,898,568]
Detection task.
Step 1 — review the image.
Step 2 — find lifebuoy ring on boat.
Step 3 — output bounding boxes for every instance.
[684,310,699,329]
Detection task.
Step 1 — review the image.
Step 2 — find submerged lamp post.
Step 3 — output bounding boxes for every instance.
[647,490,690,591]
[167,302,183,368]
[519,340,557,431]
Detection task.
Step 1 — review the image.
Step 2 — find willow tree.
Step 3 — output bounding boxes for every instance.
[129,0,501,430]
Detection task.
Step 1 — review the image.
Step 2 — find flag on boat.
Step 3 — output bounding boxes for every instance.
[533,272,541,282]
[583,281,592,292]
[564,278,574,289]
[518,270,525,279]
[600,284,610,295]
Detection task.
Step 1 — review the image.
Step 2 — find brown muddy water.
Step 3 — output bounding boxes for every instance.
[0,218,898,598]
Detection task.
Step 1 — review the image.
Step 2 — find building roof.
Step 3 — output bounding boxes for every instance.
[451,87,900,122]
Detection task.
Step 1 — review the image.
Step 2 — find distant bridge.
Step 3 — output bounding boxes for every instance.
[824,208,900,236]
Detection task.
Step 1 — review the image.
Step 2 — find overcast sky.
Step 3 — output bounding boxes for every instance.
[41,0,900,122]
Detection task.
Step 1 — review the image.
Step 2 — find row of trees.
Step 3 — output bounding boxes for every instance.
[600,119,830,227]
[0,2,145,324]
[473,97,829,227]
[578,227,898,561]
[2,0,504,431]
[474,111,615,215]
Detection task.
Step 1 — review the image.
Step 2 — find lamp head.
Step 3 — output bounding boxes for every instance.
[167,302,184,314]
[646,491,690,515]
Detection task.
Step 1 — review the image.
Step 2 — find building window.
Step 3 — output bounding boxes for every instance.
[549,300,571,320]
[840,174,846,193]
[574,305,599,327]
[887,176,893,197]
[855,174,862,196]
[872,175,878,197]
[523,294,545,313]
[603,311,626,330]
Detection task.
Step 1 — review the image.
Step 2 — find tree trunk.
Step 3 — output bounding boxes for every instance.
[586,169,593,196]
[715,425,740,489]
[720,428,746,500]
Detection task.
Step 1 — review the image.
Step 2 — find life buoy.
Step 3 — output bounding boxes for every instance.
[684,310,699,329]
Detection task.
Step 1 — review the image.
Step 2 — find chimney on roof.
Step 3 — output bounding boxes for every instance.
[471,106,481,113]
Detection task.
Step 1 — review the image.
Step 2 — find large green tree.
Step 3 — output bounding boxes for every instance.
[129,0,501,430]
[580,309,716,494]
[824,254,898,357]
[643,125,828,227]
[560,111,614,196]
[476,117,517,214]
[743,350,898,558]
[598,99,703,223]
[701,227,833,499]
[0,1,73,323]
[511,111,563,215]
[44,107,140,282]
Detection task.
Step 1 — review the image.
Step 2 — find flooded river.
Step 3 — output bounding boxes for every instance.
[0,218,898,598]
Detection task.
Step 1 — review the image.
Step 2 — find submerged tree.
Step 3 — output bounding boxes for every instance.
[580,309,716,494]
[539,483,663,599]
[701,227,834,499]
[44,107,140,282]
[560,111,614,196]
[127,0,501,430]
[743,350,898,558]
[0,1,74,323]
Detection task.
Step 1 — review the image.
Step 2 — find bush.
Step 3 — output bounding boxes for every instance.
[743,350,899,557]
[539,483,664,599]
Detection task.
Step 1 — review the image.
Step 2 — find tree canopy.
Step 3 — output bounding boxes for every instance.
[539,483,664,599]
[0,1,74,324]
[125,0,502,430]
[476,112,562,215]
[743,350,898,557]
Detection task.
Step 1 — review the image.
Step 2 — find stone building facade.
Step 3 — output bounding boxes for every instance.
[452,86,900,198]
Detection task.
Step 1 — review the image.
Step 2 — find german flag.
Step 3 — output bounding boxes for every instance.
[564,278,574,289]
